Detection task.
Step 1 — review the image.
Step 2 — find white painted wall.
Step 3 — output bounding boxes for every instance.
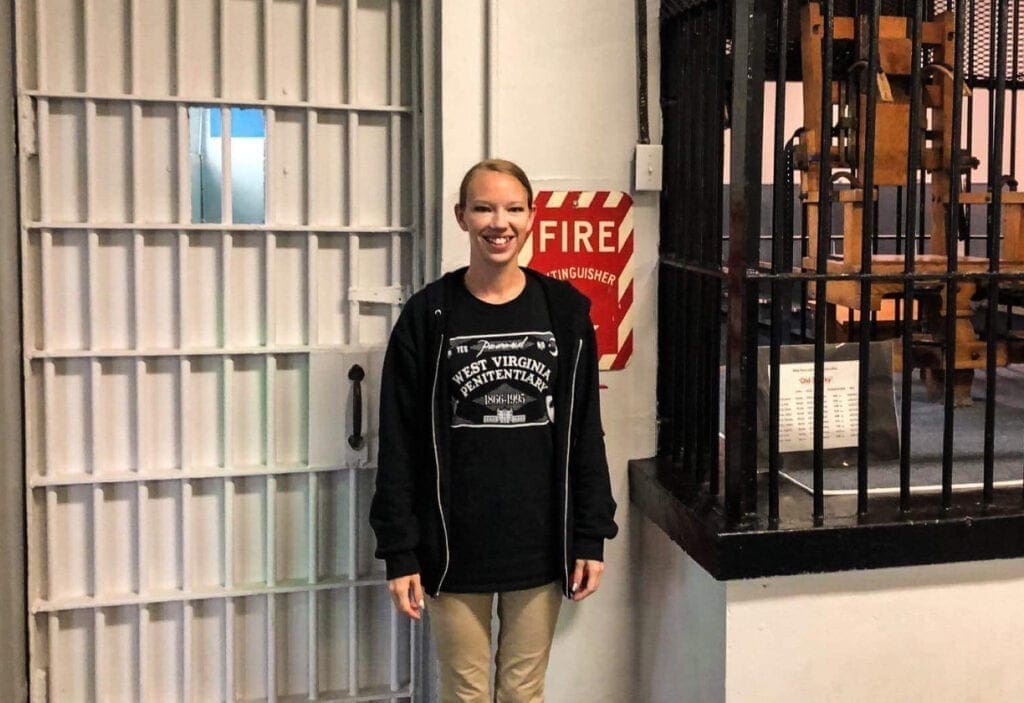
[726,558,1024,703]
[439,1,660,699]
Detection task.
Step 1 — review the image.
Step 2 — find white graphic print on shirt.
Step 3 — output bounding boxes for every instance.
[448,330,558,428]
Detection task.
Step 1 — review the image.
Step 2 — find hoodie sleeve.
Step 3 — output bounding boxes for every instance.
[369,300,425,579]
[570,313,619,561]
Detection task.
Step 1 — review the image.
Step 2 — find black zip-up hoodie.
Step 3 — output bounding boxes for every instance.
[369,267,618,597]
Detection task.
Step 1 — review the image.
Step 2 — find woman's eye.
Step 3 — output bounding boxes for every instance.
[472,206,490,213]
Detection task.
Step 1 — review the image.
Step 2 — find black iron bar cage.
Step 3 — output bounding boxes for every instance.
[655,0,1024,555]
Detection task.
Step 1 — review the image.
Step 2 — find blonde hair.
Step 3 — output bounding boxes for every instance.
[458,159,534,209]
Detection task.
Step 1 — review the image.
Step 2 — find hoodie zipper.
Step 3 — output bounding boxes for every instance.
[564,338,583,597]
[431,309,451,596]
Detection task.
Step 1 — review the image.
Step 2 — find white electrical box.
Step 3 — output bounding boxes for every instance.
[634,143,663,191]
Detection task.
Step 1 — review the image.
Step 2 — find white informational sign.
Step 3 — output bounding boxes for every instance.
[776,360,860,453]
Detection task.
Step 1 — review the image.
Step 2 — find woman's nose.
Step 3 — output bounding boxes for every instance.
[489,210,509,229]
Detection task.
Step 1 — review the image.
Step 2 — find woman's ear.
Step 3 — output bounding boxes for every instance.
[454,203,468,231]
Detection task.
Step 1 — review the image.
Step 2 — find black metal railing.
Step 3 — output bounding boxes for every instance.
[658,0,1024,531]
[657,0,728,498]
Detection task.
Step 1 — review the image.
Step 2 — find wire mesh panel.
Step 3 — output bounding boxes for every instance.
[15,0,422,700]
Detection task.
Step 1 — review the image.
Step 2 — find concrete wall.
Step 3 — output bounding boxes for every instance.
[726,559,1024,703]
[438,1,660,699]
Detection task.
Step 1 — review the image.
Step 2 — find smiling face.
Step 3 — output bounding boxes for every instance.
[455,169,536,274]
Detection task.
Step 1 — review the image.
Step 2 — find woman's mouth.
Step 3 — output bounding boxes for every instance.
[483,234,515,246]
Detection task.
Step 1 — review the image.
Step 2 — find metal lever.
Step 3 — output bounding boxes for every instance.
[348,364,366,449]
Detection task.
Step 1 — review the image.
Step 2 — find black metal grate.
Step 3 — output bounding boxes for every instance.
[657,0,729,489]
[762,0,1024,87]
[660,0,719,23]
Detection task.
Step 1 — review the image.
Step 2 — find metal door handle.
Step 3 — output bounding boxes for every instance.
[348,364,365,449]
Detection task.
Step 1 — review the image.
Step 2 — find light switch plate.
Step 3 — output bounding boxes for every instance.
[634,143,663,191]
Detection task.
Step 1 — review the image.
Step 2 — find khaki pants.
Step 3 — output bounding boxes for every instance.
[427,582,563,703]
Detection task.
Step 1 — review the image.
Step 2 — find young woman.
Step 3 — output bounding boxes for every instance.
[370,159,617,702]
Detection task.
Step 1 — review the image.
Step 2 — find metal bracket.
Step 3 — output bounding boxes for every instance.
[348,285,409,305]
[18,96,37,157]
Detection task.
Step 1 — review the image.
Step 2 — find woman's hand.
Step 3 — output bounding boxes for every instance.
[570,559,604,601]
[388,573,425,620]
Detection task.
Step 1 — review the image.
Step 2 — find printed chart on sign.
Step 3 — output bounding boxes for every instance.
[776,360,860,453]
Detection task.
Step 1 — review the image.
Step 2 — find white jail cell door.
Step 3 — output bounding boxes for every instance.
[15,0,422,701]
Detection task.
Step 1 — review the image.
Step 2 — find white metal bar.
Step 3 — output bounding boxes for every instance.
[32,575,392,614]
[180,478,192,592]
[347,0,357,105]
[21,89,415,114]
[176,227,187,349]
[130,132,143,340]
[266,392,278,588]
[307,235,319,346]
[306,110,316,225]
[346,84,359,345]
[173,0,184,96]
[129,228,142,352]
[265,365,277,700]
[92,607,102,703]
[347,234,360,347]
[82,0,93,93]
[138,603,149,703]
[306,476,317,585]
[218,0,229,98]
[178,362,187,476]
[223,361,235,589]
[409,2,423,287]
[348,586,358,697]
[389,235,403,342]
[220,230,232,349]
[307,589,318,699]
[89,470,101,595]
[267,593,277,702]
[182,593,193,703]
[84,100,96,222]
[26,222,413,234]
[128,0,140,94]
[265,107,275,223]
[306,475,318,696]
[409,617,416,698]
[389,605,398,692]
[224,597,235,703]
[27,460,375,489]
[85,228,98,353]
[265,234,276,348]
[38,229,52,352]
[220,106,233,224]
[88,358,99,478]
[389,115,400,230]
[263,0,273,101]
[36,99,50,221]
[28,342,389,362]
[44,486,57,604]
[176,105,190,225]
[45,612,58,700]
[34,0,49,92]
[347,470,358,695]
[389,0,400,108]
[389,112,402,330]
[305,0,316,103]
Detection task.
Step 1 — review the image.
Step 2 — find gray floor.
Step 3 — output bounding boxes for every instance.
[781,366,1024,495]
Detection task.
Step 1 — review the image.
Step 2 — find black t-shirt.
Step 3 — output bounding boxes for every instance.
[442,275,561,592]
